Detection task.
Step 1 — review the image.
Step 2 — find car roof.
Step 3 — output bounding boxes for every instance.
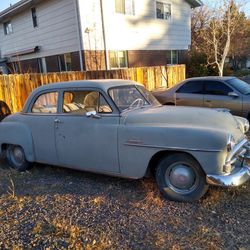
[33,79,142,93]
[185,76,236,81]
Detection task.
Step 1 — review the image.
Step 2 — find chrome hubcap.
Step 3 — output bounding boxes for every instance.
[12,147,24,165]
[165,163,198,194]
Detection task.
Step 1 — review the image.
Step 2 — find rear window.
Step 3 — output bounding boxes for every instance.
[226,78,250,94]
[177,81,204,94]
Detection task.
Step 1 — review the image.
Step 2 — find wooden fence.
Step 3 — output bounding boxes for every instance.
[0,64,185,113]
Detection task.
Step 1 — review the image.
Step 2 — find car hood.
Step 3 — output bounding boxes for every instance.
[122,106,245,143]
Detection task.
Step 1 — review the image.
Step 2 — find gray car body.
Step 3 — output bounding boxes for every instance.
[0,80,249,183]
[153,76,250,119]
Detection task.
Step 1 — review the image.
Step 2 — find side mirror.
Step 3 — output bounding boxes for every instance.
[86,110,101,119]
[228,92,239,98]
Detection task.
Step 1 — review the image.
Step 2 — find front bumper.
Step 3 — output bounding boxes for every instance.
[206,165,250,186]
[206,139,250,187]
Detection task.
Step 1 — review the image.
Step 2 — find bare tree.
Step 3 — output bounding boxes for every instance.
[192,0,246,76]
[229,17,250,70]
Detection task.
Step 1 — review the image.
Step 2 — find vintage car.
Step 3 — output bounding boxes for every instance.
[0,80,250,202]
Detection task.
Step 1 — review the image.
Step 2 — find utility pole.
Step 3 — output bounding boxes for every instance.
[100,0,110,70]
[75,0,85,71]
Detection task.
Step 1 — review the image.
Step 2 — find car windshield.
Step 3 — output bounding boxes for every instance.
[227,78,250,94]
[109,85,160,112]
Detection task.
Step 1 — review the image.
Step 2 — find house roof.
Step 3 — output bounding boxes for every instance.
[0,0,203,21]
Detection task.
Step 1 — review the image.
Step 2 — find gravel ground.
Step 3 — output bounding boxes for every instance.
[0,158,249,250]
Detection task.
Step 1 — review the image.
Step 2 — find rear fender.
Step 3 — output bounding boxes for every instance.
[0,122,35,162]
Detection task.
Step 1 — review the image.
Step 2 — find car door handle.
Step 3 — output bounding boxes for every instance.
[54,119,63,124]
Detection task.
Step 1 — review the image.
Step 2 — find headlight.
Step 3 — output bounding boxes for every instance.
[227,134,236,152]
[243,119,249,133]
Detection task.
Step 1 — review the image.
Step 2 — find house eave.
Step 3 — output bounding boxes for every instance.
[186,0,203,8]
[0,0,43,22]
[0,0,203,22]
[4,46,40,58]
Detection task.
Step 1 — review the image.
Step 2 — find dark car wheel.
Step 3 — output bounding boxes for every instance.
[155,153,208,202]
[6,145,33,171]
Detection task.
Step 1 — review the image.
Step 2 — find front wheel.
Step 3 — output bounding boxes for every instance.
[6,145,33,172]
[155,154,208,202]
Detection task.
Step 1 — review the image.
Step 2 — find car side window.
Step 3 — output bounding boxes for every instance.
[32,92,58,113]
[176,81,204,94]
[63,91,112,114]
[205,81,232,96]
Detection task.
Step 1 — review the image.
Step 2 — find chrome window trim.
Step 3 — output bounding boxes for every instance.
[124,142,221,152]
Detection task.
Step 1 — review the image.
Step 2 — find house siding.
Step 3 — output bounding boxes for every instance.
[0,0,196,72]
[80,0,191,51]
[0,0,79,61]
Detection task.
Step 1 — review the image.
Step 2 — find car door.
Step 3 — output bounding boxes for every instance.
[24,91,59,165]
[175,80,204,106]
[203,81,242,116]
[55,89,120,173]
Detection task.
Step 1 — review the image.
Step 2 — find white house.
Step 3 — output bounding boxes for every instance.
[0,0,202,73]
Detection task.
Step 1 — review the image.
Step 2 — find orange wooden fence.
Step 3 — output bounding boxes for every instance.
[0,65,185,112]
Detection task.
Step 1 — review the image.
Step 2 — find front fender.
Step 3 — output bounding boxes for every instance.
[0,122,35,162]
[118,125,228,178]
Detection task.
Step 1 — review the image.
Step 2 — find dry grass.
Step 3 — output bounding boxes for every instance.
[0,159,249,249]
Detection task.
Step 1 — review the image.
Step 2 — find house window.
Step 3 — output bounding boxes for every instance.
[31,7,38,27]
[156,2,171,20]
[57,53,72,72]
[58,55,66,72]
[37,58,43,73]
[115,0,135,15]
[64,53,72,71]
[3,21,13,35]
[166,50,179,64]
[110,51,128,68]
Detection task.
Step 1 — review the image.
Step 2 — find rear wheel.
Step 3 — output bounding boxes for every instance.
[6,145,33,171]
[155,153,208,202]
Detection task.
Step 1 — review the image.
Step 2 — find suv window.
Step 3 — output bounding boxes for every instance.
[32,92,58,113]
[63,91,112,114]
[205,81,232,95]
[177,81,204,94]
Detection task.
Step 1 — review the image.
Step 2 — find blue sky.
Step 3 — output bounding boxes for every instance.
[203,0,250,17]
[0,0,249,16]
[0,0,19,11]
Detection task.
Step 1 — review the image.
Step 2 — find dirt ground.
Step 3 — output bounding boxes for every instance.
[0,157,249,250]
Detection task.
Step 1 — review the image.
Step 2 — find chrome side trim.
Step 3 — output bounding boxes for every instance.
[123,143,221,152]
[207,165,250,187]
